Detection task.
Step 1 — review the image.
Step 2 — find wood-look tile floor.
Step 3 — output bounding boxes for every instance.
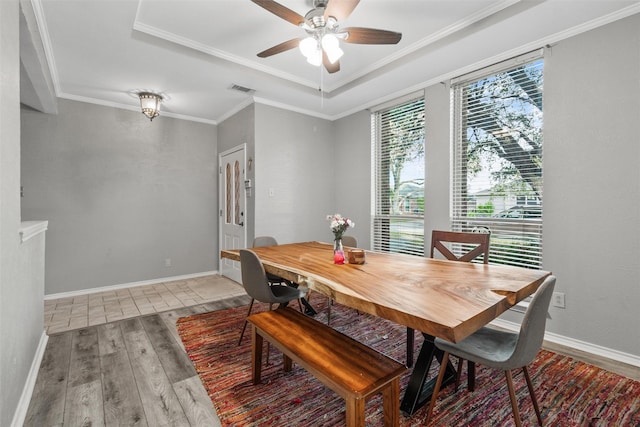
[26,292,252,427]
[44,275,247,334]
[27,277,639,426]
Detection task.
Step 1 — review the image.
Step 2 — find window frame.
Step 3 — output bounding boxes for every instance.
[371,95,426,257]
[450,52,544,269]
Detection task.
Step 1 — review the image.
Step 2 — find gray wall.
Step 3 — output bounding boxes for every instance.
[1,0,46,424]
[21,99,218,295]
[538,14,640,354]
[217,103,335,247]
[333,110,372,249]
[337,14,640,359]
[254,103,335,244]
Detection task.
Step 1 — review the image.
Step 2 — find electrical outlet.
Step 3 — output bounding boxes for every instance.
[165,258,172,267]
[552,292,565,308]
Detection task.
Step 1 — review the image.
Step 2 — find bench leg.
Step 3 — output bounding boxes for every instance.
[383,379,400,427]
[283,353,292,373]
[251,327,263,385]
[345,397,366,427]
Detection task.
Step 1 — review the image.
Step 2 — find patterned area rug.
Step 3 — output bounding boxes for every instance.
[177,298,640,426]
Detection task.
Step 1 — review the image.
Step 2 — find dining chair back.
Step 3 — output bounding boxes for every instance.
[253,235,277,248]
[237,247,305,345]
[508,275,556,368]
[341,235,358,247]
[253,236,285,285]
[427,275,556,426]
[406,230,491,368]
[430,230,490,263]
[240,249,283,303]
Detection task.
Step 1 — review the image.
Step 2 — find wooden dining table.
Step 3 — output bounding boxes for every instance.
[221,241,551,415]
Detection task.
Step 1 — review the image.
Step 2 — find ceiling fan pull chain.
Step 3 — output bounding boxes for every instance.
[320,66,324,108]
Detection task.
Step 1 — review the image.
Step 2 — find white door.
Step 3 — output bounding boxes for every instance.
[219,145,246,283]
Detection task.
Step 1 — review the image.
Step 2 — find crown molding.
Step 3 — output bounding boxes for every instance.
[132,20,319,91]
[215,97,254,124]
[252,96,333,121]
[58,92,217,125]
[28,0,61,96]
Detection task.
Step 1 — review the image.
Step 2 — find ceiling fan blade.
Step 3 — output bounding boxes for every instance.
[257,38,302,58]
[323,51,340,74]
[324,0,360,21]
[251,0,305,26]
[342,27,402,45]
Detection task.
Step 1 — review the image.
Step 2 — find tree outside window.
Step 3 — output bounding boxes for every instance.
[452,56,544,269]
[373,98,425,256]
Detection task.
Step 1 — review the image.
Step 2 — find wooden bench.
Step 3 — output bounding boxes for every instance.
[247,308,406,427]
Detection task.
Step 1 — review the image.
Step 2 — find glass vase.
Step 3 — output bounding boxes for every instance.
[333,238,345,264]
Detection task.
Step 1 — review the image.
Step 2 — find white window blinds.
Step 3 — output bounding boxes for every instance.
[372,97,425,256]
[451,55,544,269]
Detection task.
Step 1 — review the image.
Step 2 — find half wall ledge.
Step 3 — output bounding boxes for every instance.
[19,220,48,243]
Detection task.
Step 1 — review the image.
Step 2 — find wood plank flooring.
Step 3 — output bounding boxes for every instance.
[25,292,639,426]
[24,295,251,427]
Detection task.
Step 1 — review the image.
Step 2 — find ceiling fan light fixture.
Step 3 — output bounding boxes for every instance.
[252,0,402,73]
[300,36,322,66]
[138,92,163,121]
[306,48,322,66]
[299,37,318,58]
[321,34,343,64]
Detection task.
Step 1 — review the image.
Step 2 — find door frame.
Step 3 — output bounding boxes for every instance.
[218,144,247,282]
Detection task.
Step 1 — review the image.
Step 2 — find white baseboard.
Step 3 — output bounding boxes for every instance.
[11,331,49,427]
[490,318,640,368]
[44,270,219,300]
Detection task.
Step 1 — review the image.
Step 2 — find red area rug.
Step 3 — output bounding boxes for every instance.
[177,299,640,426]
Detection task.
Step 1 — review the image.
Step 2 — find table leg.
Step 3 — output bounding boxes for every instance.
[400,333,457,416]
[406,327,414,368]
[286,279,317,316]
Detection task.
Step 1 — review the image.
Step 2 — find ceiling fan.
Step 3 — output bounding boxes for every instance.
[251,0,402,73]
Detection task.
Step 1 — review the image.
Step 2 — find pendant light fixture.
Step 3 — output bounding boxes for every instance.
[138,92,163,121]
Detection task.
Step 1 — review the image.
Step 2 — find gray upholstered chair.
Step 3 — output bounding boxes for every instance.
[238,236,281,344]
[237,248,306,345]
[426,275,556,427]
[252,236,287,286]
[253,236,317,316]
[341,235,358,248]
[252,235,278,247]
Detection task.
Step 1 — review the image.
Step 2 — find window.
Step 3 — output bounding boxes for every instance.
[372,96,425,256]
[451,53,544,269]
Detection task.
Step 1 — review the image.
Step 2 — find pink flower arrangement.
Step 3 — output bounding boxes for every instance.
[326,213,355,241]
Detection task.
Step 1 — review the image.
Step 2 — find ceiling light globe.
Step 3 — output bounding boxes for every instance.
[306,49,322,66]
[321,34,344,64]
[139,92,163,121]
[299,37,319,58]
